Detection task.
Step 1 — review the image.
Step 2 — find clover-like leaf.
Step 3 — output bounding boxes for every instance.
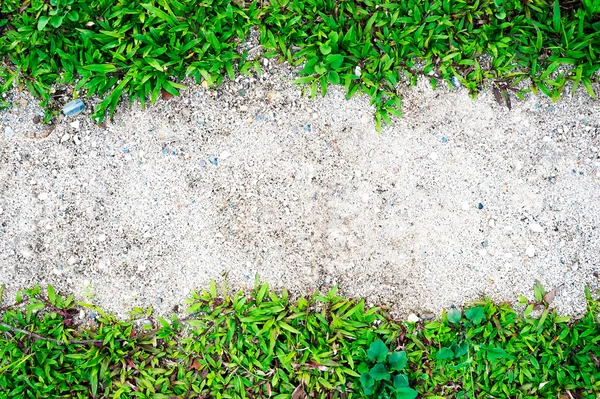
[369,363,390,381]
[360,372,374,390]
[465,306,485,325]
[367,339,388,363]
[436,347,455,360]
[388,351,407,371]
[396,387,418,399]
[393,374,409,389]
[447,307,462,324]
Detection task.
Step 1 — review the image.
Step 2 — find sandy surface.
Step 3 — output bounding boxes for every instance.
[1,65,599,318]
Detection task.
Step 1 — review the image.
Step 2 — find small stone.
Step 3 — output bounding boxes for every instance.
[61,133,71,143]
[529,223,544,233]
[407,313,420,323]
[70,120,80,130]
[209,156,218,165]
[220,151,232,160]
[239,105,248,112]
[488,219,496,227]
[32,115,41,124]
[98,234,107,242]
[38,193,49,201]
[199,160,207,167]
[429,152,439,160]
[526,245,535,257]
[478,203,484,210]
[79,310,85,319]
[0,208,3,215]
[451,76,461,87]
[21,249,33,259]
[461,202,469,211]
[542,136,552,142]
[19,98,28,107]
[138,264,147,272]
[143,232,152,239]
[4,126,15,137]
[67,256,78,265]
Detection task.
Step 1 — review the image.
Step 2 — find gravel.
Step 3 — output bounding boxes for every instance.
[0,64,598,318]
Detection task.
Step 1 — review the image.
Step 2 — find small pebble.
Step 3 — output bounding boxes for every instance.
[70,120,80,130]
[209,156,218,165]
[478,203,484,210]
[220,151,232,160]
[529,223,544,233]
[138,264,147,272]
[451,76,461,87]
[199,160,207,167]
[98,234,107,242]
[239,105,248,112]
[488,219,496,227]
[481,240,489,248]
[526,245,535,257]
[429,152,438,160]
[4,126,15,137]
[38,193,49,201]
[407,314,420,323]
[67,256,78,265]
[73,135,81,145]
[61,133,71,143]
[32,115,41,124]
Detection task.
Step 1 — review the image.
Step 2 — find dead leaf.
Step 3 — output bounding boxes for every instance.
[502,89,512,110]
[492,87,503,106]
[543,287,558,304]
[190,359,201,370]
[161,89,174,100]
[292,384,304,399]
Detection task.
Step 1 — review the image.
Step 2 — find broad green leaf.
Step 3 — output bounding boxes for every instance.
[436,347,454,360]
[465,306,485,324]
[396,387,418,399]
[37,16,50,30]
[447,308,462,323]
[388,351,407,371]
[393,374,409,389]
[367,339,388,362]
[325,54,344,70]
[369,364,390,381]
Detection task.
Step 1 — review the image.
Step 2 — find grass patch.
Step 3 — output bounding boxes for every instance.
[0,280,599,398]
[0,0,599,130]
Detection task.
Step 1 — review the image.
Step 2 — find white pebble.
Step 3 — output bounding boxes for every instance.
[21,249,33,259]
[461,202,469,211]
[542,136,552,142]
[38,193,49,201]
[138,264,147,272]
[526,245,535,257]
[529,223,544,233]
[429,152,439,160]
[61,133,71,143]
[98,234,106,242]
[143,232,152,239]
[239,105,248,112]
[68,256,78,265]
[0,208,3,215]
[407,314,420,323]
[70,120,80,130]
[220,150,232,160]
[488,219,496,227]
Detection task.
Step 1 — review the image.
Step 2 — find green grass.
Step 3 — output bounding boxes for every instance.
[0,280,599,398]
[0,0,599,130]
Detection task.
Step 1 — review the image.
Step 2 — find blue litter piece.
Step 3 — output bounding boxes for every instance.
[63,99,86,116]
[209,156,218,165]
[305,124,312,132]
[451,76,461,87]
[478,203,484,210]
[441,136,447,143]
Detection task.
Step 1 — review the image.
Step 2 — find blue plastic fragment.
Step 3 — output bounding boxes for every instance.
[305,124,311,132]
[209,156,218,165]
[478,203,484,210]
[441,136,447,143]
[63,99,85,116]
